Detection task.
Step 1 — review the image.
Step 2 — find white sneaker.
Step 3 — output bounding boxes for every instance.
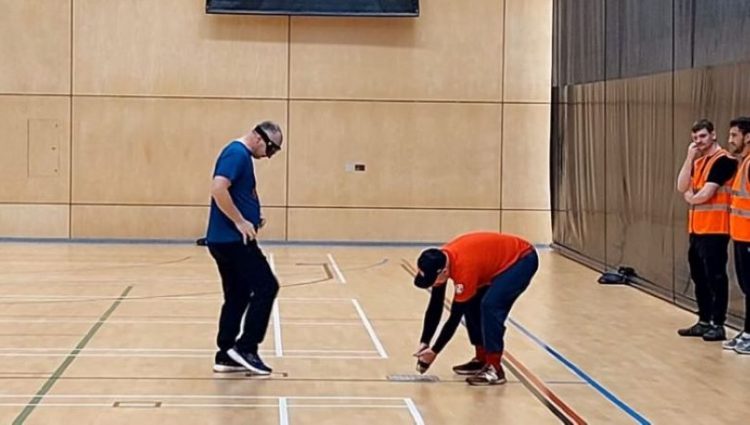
[734,335,750,355]
[722,332,744,350]
[466,365,507,386]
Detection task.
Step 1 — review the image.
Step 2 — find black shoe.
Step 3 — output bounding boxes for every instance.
[678,322,711,337]
[702,325,726,341]
[213,351,245,373]
[452,358,485,375]
[228,347,272,375]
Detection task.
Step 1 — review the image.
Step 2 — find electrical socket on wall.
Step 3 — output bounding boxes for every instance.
[345,162,366,172]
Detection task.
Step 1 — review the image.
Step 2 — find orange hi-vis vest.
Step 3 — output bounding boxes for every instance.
[689,149,732,235]
[730,155,750,242]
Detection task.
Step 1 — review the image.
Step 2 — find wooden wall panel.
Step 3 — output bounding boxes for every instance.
[71,205,285,240]
[288,101,502,208]
[0,96,70,203]
[71,205,206,239]
[503,0,553,102]
[502,210,551,243]
[0,204,69,238]
[0,0,71,94]
[289,0,504,101]
[501,103,551,210]
[73,0,288,97]
[288,208,500,242]
[0,0,555,242]
[72,97,287,206]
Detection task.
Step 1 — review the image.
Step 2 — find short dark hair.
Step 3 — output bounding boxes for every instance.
[256,121,283,144]
[691,119,714,133]
[730,117,750,135]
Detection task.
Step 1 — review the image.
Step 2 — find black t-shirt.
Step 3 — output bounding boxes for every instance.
[706,156,738,185]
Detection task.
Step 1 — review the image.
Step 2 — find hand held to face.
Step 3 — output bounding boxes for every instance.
[687,142,700,159]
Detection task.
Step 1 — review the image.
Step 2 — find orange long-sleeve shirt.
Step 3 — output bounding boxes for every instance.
[436,232,533,302]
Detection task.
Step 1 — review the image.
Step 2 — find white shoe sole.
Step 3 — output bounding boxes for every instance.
[467,377,507,386]
[213,364,246,373]
[453,369,484,376]
[227,348,271,375]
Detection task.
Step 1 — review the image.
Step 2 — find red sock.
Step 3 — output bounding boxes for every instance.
[475,346,486,362]
[486,351,502,370]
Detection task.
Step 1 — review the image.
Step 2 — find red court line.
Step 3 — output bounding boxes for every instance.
[505,352,587,425]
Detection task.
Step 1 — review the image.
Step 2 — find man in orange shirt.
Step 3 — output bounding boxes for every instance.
[676,119,737,341]
[412,232,538,385]
[725,116,750,354]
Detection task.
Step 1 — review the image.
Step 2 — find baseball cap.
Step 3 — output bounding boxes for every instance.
[414,248,447,288]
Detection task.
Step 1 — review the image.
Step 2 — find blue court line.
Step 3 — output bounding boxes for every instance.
[508,317,651,425]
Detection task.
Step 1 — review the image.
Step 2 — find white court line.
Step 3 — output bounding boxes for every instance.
[281,404,406,409]
[0,296,215,303]
[0,394,413,411]
[276,297,352,302]
[351,299,388,358]
[0,348,215,353]
[0,403,280,408]
[0,318,217,325]
[0,295,123,299]
[272,299,283,357]
[0,294,217,301]
[0,347,380,361]
[404,398,426,425]
[0,347,377,354]
[0,295,352,303]
[113,401,160,408]
[0,395,408,400]
[0,403,409,409]
[284,350,377,354]
[0,352,381,359]
[276,321,361,326]
[0,318,361,326]
[278,397,289,425]
[269,253,276,274]
[326,253,347,284]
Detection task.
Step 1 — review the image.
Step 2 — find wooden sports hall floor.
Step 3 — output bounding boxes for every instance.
[0,242,747,424]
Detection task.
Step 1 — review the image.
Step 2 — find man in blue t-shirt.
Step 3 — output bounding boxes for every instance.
[206,120,283,375]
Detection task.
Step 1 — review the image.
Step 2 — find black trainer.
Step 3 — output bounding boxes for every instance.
[702,325,726,341]
[452,358,485,375]
[677,322,711,337]
[213,351,245,373]
[228,347,272,375]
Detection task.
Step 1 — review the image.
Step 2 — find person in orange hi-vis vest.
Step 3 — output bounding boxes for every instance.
[676,119,737,341]
[724,116,750,354]
[411,232,538,386]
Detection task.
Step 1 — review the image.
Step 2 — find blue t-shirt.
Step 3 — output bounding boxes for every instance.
[206,141,262,243]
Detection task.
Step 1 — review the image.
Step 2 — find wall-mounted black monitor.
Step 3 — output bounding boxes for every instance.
[206,0,420,17]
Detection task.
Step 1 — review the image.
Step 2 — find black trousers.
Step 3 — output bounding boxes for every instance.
[464,286,489,347]
[688,234,730,325]
[733,240,750,332]
[208,241,279,354]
